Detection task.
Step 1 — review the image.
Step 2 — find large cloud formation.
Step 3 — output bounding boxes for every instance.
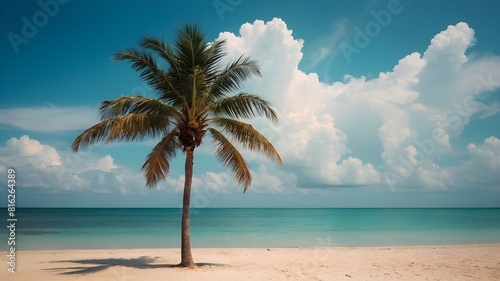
[0,135,137,194]
[0,136,243,199]
[2,19,499,196]
[217,19,500,190]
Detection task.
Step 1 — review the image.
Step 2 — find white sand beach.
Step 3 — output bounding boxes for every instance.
[2,244,499,280]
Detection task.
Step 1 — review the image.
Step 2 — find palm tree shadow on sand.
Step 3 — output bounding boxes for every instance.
[46,256,228,275]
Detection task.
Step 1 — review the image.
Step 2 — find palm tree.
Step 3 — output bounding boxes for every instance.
[71,25,282,267]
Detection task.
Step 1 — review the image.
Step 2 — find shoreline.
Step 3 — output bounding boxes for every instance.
[2,244,499,280]
[4,241,500,251]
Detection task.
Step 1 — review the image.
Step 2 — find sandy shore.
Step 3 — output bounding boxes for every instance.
[2,245,499,280]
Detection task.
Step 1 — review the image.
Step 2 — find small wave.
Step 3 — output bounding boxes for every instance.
[18,230,58,236]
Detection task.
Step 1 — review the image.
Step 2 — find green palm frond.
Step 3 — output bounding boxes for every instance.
[210,56,261,100]
[140,36,179,71]
[210,93,278,123]
[208,128,252,192]
[113,48,163,89]
[141,130,180,186]
[99,95,180,121]
[139,36,189,106]
[211,118,282,165]
[72,114,168,152]
[204,39,227,78]
[113,48,186,108]
[175,25,207,70]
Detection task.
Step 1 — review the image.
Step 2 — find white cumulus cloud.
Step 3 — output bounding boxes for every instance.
[216,18,500,191]
[0,136,141,193]
[97,155,117,172]
[461,137,500,187]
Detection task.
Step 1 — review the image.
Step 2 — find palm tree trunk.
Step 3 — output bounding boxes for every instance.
[180,147,195,267]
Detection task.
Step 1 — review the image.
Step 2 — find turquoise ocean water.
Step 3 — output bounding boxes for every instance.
[1,208,500,250]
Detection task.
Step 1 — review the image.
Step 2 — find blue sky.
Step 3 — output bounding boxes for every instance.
[1,0,500,207]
